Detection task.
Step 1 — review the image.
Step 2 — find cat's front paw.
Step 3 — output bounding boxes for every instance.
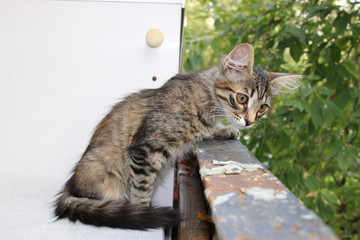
[213,126,240,140]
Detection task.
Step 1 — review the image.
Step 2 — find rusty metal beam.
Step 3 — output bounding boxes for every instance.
[177,154,211,240]
[196,139,338,240]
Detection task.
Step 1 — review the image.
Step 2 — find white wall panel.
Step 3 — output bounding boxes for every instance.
[0,0,182,216]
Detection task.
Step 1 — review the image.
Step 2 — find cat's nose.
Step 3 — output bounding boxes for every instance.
[245,119,254,126]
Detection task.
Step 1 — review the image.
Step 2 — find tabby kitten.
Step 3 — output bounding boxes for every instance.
[54,43,301,230]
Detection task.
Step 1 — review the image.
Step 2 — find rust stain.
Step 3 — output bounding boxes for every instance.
[237,237,255,240]
[269,221,284,230]
[238,193,247,204]
[214,215,226,223]
[197,212,212,222]
[201,169,286,191]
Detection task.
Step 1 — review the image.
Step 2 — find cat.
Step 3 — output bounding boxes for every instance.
[54,43,301,230]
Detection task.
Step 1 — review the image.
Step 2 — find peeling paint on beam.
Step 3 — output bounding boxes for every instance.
[199,160,264,176]
[196,140,338,240]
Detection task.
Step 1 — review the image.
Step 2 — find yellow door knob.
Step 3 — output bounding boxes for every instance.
[146,29,164,48]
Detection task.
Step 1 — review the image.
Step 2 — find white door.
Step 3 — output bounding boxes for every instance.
[0,0,184,238]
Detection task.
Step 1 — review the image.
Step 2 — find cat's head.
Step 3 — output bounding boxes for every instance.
[215,43,301,129]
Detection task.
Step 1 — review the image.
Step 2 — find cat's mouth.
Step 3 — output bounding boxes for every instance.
[230,113,253,129]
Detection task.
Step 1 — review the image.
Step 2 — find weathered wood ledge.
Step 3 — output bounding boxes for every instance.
[192,139,338,240]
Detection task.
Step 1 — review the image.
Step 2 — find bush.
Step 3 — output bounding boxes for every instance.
[183,0,360,238]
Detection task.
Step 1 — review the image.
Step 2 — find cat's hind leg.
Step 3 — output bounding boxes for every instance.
[128,145,166,205]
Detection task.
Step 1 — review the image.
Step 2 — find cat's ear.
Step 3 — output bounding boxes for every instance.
[267,72,302,96]
[222,43,254,81]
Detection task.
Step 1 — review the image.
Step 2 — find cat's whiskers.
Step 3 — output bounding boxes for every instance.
[198,106,227,122]
[246,119,266,151]
[258,120,267,151]
[199,112,227,123]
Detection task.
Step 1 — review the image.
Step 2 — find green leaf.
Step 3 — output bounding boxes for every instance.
[322,48,331,62]
[306,3,337,18]
[292,109,303,129]
[299,147,310,163]
[304,175,320,191]
[300,84,312,97]
[288,166,300,187]
[322,189,338,205]
[313,85,334,96]
[334,92,350,108]
[279,130,290,146]
[285,26,306,44]
[290,40,302,62]
[317,196,335,218]
[337,147,350,171]
[333,64,353,79]
[330,45,341,63]
[352,26,360,37]
[189,49,204,70]
[321,100,340,125]
[354,109,360,118]
[272,58,286,67]
[214,19,222,30]
[304,98,323,129]
[334,11,350,34]
[264,1,276,10]
[326,141,342,159]
[343,60,358,79]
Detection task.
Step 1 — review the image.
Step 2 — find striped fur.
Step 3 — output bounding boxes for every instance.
[54,43,300,229]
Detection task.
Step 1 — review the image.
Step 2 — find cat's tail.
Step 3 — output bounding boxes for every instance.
[54,191,180,230]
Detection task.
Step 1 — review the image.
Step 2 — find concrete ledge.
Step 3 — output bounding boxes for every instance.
[196,140,338,240]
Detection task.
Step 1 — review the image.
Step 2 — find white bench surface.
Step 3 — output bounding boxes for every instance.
[0,198,164,240]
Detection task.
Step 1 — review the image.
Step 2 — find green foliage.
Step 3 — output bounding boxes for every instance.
[183,0,360,238]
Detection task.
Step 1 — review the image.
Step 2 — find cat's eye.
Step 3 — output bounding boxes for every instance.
[258,104,268,113]
[236,94,248,104]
